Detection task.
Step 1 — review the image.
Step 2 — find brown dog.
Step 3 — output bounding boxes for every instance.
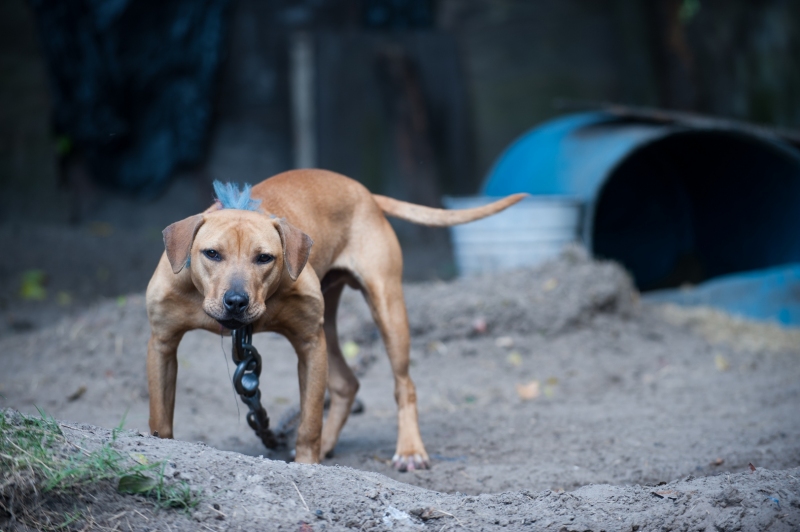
[146,169,524,470]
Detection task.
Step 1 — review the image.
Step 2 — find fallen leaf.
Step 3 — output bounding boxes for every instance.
[96,266,110,282]
[652,490,680,500]
[714,354,730,371]
[749,462,756,472]
[711,457,724,466]
[495,336,514,348]
[57,291,72,306]
[55,135,72,156]
[67,385,87,402]
[542,278,558,292]
[129,453,149,465]
[89,221,114,237]
[342,341,360,360]
[506,351,522,367]
[427,341,447,355]
[418,508,445,520]
[118,473,156,494]
[516,380,540,400]
[19,270,47,301]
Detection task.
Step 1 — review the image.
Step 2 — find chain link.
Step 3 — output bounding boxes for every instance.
[231,325,285,449]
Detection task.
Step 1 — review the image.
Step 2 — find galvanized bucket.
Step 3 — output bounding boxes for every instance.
[442,196,582,276]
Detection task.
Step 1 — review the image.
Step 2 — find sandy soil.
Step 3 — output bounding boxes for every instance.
[2,247,799,530]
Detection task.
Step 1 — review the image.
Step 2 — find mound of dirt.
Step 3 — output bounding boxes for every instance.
[3,414,799,531]
[339,245,637,345]
[1,247,799,531]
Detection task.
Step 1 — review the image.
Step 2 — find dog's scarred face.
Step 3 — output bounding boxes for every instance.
[162,207,313,331]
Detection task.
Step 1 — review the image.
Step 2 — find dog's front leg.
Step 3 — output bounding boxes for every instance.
[147,331,185,438]
[288,326,328,464]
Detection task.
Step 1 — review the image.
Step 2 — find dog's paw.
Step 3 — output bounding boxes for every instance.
[392,453,430,472]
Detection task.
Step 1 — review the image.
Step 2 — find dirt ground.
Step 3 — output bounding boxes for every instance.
[2,245,800,530]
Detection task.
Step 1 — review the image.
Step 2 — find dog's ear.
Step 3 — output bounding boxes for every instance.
[275,218,313,281]
[163,214,204,274]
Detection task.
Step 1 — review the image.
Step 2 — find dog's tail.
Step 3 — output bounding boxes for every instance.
[372,193,527,227]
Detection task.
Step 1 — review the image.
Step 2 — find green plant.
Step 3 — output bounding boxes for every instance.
[117,461,201,511]
[679,0,701,24]
[1,408,201,530]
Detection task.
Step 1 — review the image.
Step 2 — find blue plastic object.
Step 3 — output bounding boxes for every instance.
[646,264,800,326]
[482,111,800,324]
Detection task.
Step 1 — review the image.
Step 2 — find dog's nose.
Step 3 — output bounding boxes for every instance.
[223,290,249,314]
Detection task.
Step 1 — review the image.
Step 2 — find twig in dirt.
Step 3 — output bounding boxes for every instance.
[61,438,92,456]
[434,509,465,529]
[129,454,148,466]
[59,423,94,434]
[208,504,228,518]
[291,479,311,513]
[55,424,93,455]
[5,439,56,472]
[108,511,126,521]
[132,509,149,521]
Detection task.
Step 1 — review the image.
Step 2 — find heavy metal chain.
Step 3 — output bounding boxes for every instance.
[231,325,284,449]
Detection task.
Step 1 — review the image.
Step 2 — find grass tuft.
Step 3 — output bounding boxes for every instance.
[1,408,201,530]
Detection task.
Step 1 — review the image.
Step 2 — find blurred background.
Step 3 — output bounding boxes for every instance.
[2,0,800,333]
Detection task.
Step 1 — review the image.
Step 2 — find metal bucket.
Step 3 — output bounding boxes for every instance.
[442,196,582,276]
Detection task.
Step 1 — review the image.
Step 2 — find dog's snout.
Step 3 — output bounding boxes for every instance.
[223,290,249,314]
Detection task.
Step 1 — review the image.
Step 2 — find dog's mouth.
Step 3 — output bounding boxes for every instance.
[206,311,257,331]
[217,317,247,330]
[204,300,264,331]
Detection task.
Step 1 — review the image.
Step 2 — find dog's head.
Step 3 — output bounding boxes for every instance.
[161,209,313,330]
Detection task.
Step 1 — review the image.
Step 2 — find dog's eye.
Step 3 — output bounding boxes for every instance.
[203,249,221,261]
[256,253,274,264]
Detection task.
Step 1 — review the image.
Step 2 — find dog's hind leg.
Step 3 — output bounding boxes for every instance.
[319,281,360,458]
[361,272,429,472]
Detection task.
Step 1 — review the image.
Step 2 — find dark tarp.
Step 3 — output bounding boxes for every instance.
[30,0,231,195]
